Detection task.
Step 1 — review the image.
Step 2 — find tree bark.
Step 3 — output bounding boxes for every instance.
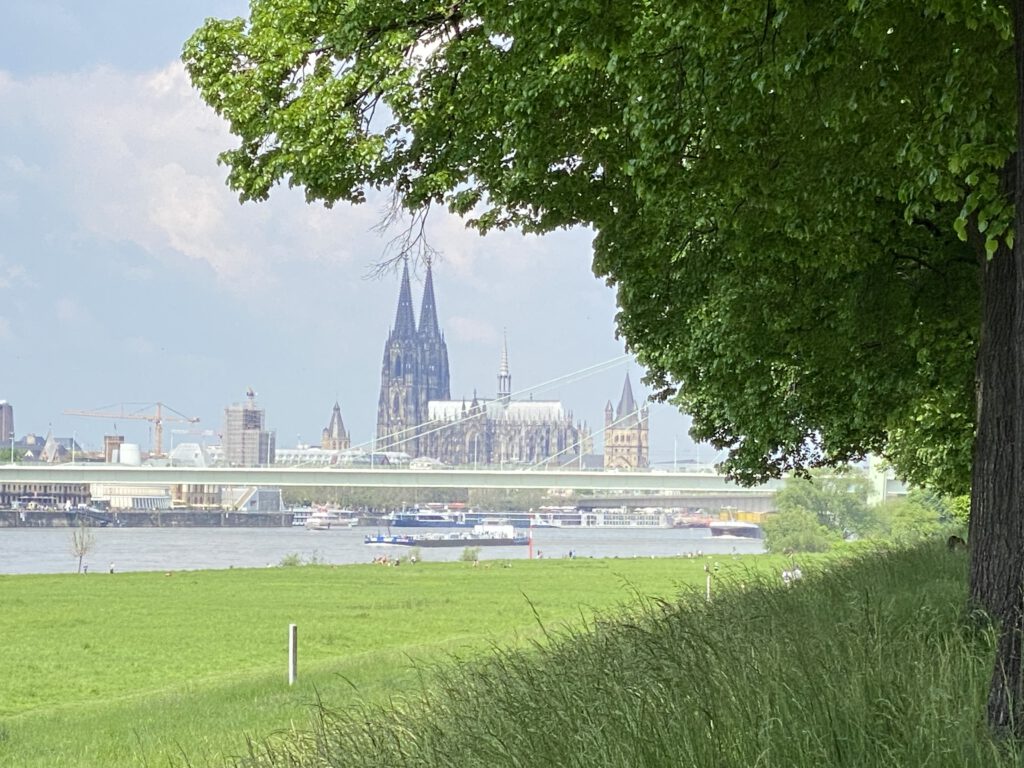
[969,228,1024,732]
[969,0,1024,733]
[969,241,1019,620]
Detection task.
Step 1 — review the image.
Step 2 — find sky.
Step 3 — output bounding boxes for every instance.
[0,1,710,466]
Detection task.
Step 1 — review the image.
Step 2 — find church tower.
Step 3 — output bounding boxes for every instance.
[603,373,649,469]
[418,261,450,406]
[376,261,423,454]
[322,402,350,450]
[497,332,511,403]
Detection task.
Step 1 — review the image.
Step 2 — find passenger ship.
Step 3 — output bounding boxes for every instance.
[304,508,358,530]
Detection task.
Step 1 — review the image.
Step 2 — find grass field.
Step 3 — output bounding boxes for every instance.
[226,542,1011,768]
[0,554,773,767]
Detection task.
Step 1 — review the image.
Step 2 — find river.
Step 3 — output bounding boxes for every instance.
[0,526,764,575]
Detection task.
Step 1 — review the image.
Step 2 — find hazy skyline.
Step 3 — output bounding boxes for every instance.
[0,1,711,466]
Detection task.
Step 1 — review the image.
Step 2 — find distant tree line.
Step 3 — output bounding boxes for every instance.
[764,469,966,553]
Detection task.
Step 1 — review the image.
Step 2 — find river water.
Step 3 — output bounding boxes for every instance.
[0,526,764,575]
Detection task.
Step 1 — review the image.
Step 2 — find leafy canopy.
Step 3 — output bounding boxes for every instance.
[184,1,1013,492]
[775,469,874,535]
[762,507,838,553]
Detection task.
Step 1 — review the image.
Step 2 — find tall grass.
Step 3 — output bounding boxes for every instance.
[238,544,1010,768]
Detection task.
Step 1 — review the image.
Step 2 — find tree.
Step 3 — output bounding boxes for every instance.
[70,522,94,574]
[762,508,838,554]
[184,1,1024,729]
[775,469,875,537]
[872,495,946,545]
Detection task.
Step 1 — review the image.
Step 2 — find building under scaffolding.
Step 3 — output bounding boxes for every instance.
[223,391,275,467]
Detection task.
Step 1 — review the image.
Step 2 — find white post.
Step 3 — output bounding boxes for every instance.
[288,624,297,685]
[706,573,711,602]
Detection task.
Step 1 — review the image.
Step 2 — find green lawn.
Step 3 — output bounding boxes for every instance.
[0,555,777,767]
[219,543,1009,768]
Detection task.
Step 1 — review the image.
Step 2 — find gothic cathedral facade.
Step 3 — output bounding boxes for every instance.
[375,263,585,466]
[376,261,450,456]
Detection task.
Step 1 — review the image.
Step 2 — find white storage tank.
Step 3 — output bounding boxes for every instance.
[119,443,141,466]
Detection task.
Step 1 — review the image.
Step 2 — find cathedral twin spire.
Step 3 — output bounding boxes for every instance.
[392,259,444,342]
[377,259,451,453]
[392,260,420,339]
[419,261,442,340]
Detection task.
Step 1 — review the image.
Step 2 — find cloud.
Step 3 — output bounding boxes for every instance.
[0,154,42,180]
[0,257,26,290]
[0,63,381,291]
[0,316,11,340]
[0,59,599,298]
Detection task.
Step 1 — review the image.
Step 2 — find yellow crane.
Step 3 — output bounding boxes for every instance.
[64,402,200,457]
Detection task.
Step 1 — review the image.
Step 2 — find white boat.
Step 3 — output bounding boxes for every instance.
[709,520,763,539]
[365,522,529,547]
[578,507,670,528]
[290,507,313,527]
[387,509,471,527]
[305,509,358,531]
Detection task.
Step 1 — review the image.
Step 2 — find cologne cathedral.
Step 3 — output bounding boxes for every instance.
[375,262,590,466]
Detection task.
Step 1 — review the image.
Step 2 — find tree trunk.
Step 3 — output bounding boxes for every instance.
[969,230,1024,732]
[969,240,1019,611]
[968,0,1024,733]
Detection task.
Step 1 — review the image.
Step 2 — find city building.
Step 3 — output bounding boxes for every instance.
[40,434,84,463]
[103,434,125,463]
[603,375,649,470]
[167,442,222,508]
[222,390,276,467]
[90,483,172,510]
[0,401,12,444]
[866,454,909,505]
[321,402,351,450]
[375,262,586,466]
[221,486,283,512]
[0,482,89,508]
[14,433,47,460]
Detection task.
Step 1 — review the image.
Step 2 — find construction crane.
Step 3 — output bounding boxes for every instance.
[64,402,200,457]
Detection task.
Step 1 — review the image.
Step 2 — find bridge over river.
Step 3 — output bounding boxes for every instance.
[0,464,781,499]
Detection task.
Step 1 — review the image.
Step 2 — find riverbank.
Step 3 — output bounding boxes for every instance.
[0,525,764,574]
[0,508,291,528]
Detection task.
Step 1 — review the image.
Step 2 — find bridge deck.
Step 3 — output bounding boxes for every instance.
[0,465,781,493]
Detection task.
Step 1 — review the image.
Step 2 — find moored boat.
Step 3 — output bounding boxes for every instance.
[364,522,528,547]
[290,507,313,527]
[671,513,712,529]
[387,509,472,528]
[709,520,763,539]
[305,508,358,530]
